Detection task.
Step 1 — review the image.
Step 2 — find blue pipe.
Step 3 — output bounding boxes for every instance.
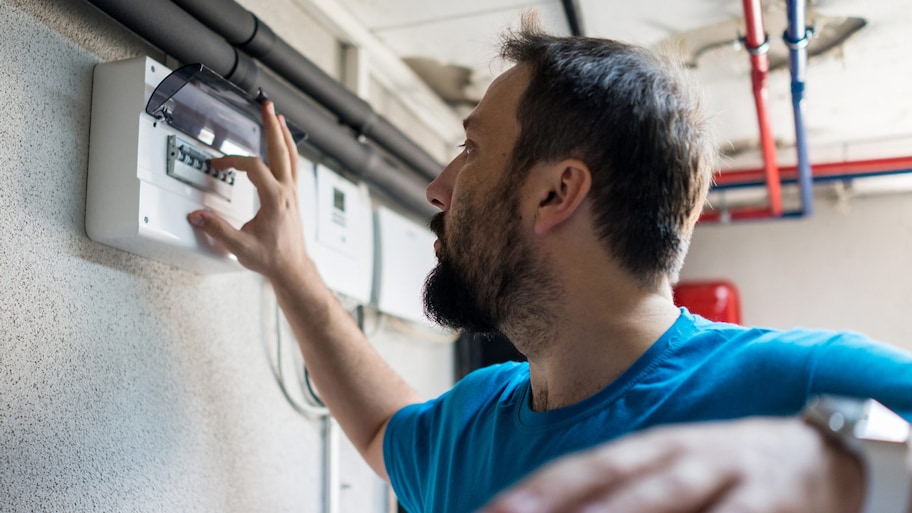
[784,0,814,215]
[713,167,912,190]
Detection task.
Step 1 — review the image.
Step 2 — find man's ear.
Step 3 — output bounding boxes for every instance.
[533,159,592,236]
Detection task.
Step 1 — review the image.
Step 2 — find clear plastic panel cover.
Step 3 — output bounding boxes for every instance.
[145,63,306,161]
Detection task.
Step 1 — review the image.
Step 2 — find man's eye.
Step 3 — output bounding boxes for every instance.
[458,142,475,155]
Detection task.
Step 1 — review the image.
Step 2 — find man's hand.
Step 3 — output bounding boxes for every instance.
[479,417,864,513]
[188,101,308,282]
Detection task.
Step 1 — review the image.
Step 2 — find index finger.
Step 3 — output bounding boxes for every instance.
[278,114,300,185]
[210,154,279,202]
[261,101,293,185]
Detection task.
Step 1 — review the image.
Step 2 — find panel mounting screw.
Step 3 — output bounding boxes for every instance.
[143,216,149,224]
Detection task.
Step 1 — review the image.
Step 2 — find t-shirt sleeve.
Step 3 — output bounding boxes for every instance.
[382,362,525,513]
[383,400,435,513]
[809,332,912,421]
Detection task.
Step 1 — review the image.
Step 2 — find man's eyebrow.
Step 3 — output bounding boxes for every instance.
[463,115,475,132]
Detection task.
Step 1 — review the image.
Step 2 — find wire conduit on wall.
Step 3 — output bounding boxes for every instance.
[83,0,437,219]
[171,0,444,183]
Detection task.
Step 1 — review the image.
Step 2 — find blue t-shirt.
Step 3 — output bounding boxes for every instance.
[383,309,912,513]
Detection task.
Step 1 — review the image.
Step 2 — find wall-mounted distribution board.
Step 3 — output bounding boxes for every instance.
[297,159,374,304]
[86,56,304,273]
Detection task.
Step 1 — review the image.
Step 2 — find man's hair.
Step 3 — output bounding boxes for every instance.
[500,17,717,287]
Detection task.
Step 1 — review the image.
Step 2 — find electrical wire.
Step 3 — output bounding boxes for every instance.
[273,299,330,418]
[297,302,364,408]
[303,364,326,408]
[272,288,451,418]
[270,294,368,416]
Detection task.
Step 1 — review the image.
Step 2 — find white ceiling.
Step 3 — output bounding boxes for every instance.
[334,0,912,171]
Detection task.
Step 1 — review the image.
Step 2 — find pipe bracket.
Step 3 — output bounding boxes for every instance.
[242,15,278,57]
[742,34,770,55]
[783,27,814,50]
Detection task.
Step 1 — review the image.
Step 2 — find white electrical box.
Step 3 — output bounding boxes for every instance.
[297,160,374,303]
[86,56,304,273]
[374,206,436,324]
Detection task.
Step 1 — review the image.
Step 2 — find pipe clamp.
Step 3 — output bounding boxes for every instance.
[743,34,770,55]
[783,27,814,50]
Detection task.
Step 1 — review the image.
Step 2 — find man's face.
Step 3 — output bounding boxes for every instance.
[423,169,523,334]
[423,65,554,336]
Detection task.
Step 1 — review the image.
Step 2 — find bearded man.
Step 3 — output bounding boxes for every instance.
[189,17,912,513]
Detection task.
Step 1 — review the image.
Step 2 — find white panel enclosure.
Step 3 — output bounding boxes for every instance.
[297,160,375,303]
[85,57,259,273]
[373,206,436,324]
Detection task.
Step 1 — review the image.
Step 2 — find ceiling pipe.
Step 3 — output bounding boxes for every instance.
[83,0,437,219]
[702,156,912,222]
[714,156,912,188]
[741,0,783,216]
[561,0,585,37]
[702,0,816,224]
[700,208,788,223]
[784,0,814,216]
[170,0,443,183]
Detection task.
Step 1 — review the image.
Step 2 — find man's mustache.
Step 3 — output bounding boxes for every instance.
[429,212,445,239]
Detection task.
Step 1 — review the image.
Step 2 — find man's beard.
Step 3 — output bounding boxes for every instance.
[423,180,556,340]
[422,253,498,334]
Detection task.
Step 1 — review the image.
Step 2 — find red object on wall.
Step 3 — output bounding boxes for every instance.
[673,280,743,324]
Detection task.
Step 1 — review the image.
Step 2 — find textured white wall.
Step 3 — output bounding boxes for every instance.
[682,190,912,353]
[0,1,327,511]
[0,0,453,511]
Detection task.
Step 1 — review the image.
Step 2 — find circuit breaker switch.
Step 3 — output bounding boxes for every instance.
[166,134,233,201]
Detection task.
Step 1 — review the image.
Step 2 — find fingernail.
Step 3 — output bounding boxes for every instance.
[267,101,275,114]
[188,212,206,227]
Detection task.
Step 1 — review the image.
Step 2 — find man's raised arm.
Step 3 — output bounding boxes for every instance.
[187,101,421,481]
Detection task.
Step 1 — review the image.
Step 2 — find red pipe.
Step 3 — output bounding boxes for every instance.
[700,207,782,223]
[742,0,783,216]
[715,156,912,187]
[701,156,912,223]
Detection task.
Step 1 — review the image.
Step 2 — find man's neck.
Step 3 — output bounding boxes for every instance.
[518,287,681,412]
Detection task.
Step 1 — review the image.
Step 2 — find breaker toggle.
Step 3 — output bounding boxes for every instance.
[166,134,235,200]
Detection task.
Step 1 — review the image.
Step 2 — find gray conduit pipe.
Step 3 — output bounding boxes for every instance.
[84,0,436,219]
[171,0,444,182]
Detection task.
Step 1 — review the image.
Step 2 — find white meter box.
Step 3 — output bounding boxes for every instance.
[297,160,374,304]
[86,56,305,273]
[374,206,436,324]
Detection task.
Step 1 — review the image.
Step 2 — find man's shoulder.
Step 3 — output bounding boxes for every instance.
[387,361,529,443]
[669,311,867,375]
[682,310,859,351]
[452,361,529,401]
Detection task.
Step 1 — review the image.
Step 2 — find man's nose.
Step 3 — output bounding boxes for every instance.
[425,157,458,211]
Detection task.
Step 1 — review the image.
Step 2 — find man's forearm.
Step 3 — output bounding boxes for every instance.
[272,263,421,479]
[187,103,421,480]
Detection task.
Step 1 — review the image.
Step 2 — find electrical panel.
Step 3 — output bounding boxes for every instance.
[85,56,304,273]
[373,206,436,324]
[297,160,374,303]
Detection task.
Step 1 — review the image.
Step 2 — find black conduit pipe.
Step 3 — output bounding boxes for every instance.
[256,71,438,214]
[171,0,444,183]
[83,0,436,219]
[561,0,584,37]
